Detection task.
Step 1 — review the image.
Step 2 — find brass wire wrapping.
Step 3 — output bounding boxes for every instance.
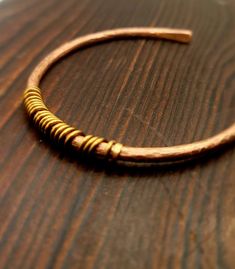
[23,86,121,157]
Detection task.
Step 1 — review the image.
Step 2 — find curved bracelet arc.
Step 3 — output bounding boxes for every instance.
[24,27,235,162]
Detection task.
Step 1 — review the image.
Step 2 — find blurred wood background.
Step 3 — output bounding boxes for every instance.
[0,0,235,268]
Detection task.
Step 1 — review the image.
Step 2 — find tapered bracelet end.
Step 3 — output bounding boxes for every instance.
[152,28,193,43]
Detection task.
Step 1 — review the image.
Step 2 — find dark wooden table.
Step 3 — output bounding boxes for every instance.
[1,0,235,268]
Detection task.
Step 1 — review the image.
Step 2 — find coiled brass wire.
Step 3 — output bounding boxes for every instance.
[23,86,117,156]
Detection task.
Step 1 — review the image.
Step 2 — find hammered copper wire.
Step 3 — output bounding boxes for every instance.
[24,27,235,162]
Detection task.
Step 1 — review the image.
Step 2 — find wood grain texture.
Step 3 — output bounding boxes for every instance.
[0,0,235,268]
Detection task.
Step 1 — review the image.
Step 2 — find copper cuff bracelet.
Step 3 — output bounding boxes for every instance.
[23,27,235,162]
